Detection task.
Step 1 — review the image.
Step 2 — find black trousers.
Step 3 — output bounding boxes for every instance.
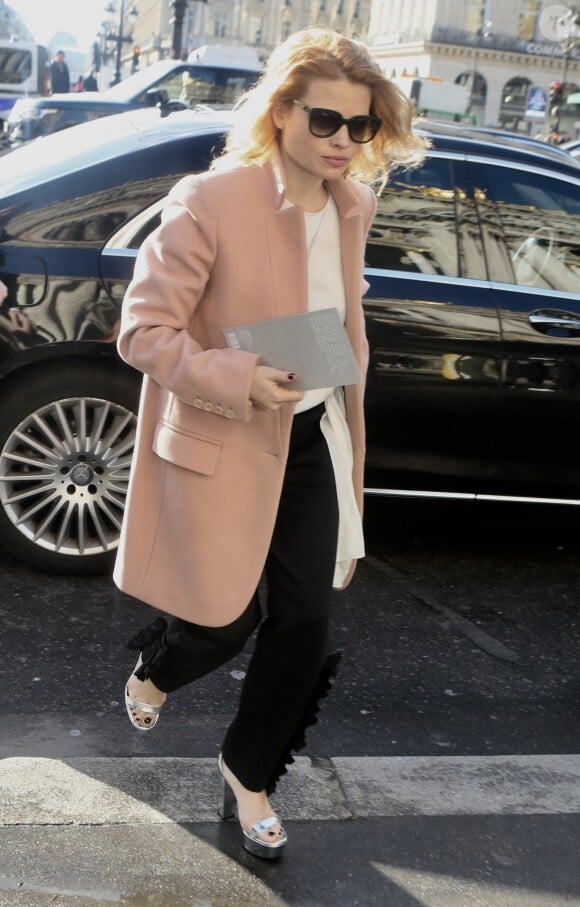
[130,402,340,792]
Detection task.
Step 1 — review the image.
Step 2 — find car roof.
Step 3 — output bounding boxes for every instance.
[3,106,578,201]
[1,107,234,196]
[417,119,580,174]
[561,138,580,152]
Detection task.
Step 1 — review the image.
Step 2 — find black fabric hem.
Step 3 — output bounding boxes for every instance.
[265,651,342,796]
[127,616,169,681]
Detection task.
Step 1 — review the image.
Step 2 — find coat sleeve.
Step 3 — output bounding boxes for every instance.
[117,175,259,422]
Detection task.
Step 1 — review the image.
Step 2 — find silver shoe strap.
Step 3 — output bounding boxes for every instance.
[250,816,281,834]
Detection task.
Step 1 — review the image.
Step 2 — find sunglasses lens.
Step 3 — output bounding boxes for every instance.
[309,108,342,137]
[349,116,380,143]
[307,108,381,143]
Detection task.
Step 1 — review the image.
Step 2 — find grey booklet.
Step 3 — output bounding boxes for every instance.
[223,308,360,391]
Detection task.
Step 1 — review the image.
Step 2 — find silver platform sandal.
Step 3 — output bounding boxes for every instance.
[124,686,163,731]
[217,753,288,859]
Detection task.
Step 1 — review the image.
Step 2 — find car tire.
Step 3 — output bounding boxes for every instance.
[0,360,139,575]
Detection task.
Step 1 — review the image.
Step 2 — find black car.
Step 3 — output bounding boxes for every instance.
[4,54,262,145]
[1,108,580,575]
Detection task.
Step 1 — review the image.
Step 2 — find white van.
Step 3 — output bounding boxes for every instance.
[187,44,263,71]
[392,77,470,120]
[0,39,49,131]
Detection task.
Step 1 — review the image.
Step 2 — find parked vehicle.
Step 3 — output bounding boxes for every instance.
[4,47,262,146]
[1,108,580,574]
[561,137,580,159]
[0,39,49,133]
[392,77,470,119]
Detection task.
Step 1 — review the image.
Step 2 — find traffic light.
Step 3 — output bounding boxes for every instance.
[132,45,140,73]
[549,81,563,117]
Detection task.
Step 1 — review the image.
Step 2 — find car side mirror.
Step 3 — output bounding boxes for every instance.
[145,87,168,107]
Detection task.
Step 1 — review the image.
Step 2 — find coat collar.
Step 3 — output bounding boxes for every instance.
[264,145,363,220]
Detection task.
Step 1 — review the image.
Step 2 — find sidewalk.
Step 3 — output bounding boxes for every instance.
[1,754,579,906]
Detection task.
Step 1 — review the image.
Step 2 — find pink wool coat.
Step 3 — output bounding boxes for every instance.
[113,154,377,626]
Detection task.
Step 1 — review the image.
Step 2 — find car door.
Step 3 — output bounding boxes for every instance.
[363,152,502,495]
[474,158,580,498]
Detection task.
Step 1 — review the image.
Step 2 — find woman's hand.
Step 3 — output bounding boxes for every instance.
[250,365,304,412]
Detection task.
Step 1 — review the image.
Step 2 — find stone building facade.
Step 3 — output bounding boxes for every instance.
[367,0,580,135]
[127,0,372,66]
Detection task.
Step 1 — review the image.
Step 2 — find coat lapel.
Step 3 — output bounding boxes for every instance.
[260,155,308,318]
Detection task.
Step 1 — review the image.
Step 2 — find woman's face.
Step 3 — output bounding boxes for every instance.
[273,77,372,187]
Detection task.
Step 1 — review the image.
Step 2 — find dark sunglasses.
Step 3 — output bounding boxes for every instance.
[292,99,382,144]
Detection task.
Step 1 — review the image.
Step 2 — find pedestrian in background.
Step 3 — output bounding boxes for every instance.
[115,26,425,860]
[49,50,70,93]
[83,69,98,92]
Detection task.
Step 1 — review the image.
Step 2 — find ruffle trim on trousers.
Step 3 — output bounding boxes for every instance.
[265,651,342,796]
[127,617,169,681]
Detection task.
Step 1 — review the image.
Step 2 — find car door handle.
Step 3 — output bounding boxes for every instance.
[528,309,580,333]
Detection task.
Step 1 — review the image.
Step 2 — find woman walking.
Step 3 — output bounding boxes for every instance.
[114,27,424,859]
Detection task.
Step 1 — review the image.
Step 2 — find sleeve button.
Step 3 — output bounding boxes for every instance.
[193,397,203,408]
[203,401,214,412]
[225,408,235,419]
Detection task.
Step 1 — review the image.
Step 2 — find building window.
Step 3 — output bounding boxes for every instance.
[518,0,540,40]
[213,13,227,38]
[281,19,291,39]
[466,0,485,34]
[251,15,264,44]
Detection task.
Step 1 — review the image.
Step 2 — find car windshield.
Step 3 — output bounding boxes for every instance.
[0,45,32,85]
[105,61,260,104]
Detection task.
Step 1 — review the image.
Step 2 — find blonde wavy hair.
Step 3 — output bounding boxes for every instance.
[211,28,427,184]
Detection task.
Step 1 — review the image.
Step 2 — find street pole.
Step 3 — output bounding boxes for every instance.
[555,50,570,134]
[113,0,126,86]
[468,21,492,123]
[171,0,188,60]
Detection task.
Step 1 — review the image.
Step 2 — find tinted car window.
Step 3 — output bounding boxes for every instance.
[478,165,580,293]
[106,198,165,250]
[135,66,259,107]
[366,157,460,277]
[0,46,32,84]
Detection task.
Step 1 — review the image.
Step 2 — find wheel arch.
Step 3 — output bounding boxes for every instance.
[0,343,141,405]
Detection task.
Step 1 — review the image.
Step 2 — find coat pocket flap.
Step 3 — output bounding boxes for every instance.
[153,422,222,476]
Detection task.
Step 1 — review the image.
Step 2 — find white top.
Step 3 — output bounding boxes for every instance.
[285,194,365,586]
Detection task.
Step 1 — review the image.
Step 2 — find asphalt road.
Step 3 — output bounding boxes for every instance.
[1,499,578,906]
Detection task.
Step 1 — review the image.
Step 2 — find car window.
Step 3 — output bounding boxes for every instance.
[140,71,188,105]
[366,156,461,278]
[477,165,580,293]
[106,198,165,250]
[3,173,178,246]
[0,45,32,84]
[136,66,259,107]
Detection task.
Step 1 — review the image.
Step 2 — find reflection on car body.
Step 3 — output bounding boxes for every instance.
[1,108,580,574]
